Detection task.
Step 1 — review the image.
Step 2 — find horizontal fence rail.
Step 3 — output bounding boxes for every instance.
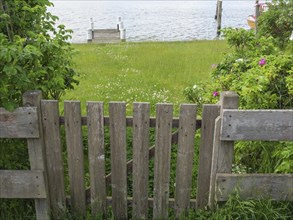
[0,107,39,138]
[0,170,46,198]
[216,173,293,201]
[221,110,293,141]
[59,115,202,128]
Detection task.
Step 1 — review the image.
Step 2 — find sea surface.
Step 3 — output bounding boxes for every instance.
[49,1,256,43]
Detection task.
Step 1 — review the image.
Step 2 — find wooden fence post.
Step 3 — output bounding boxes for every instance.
[208,91,238,209]
[23,90,51,220]
[196,104,220,209]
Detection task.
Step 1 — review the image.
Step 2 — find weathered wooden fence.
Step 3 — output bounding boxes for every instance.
[0,90,292,220]
[208,91,293,209]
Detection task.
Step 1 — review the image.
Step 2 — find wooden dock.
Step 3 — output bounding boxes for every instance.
[87,17,126,43]
[88,29,122,43]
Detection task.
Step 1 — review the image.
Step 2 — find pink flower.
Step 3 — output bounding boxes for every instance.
[211,64,217,69]
[259,58,266,66]
[213,91,219,97]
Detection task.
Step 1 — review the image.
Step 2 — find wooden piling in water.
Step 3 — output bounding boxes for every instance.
[216,0,223,37]
[255,0,260,33]
[214,0,219,20]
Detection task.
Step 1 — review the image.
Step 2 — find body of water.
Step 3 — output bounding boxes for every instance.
[49,1,256,43]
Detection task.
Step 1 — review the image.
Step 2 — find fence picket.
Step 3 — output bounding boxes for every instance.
[109,102,128,219]
[196,104,220,209]
[41,100,66,218]
[174,104,197,218]
[153,104,173,219]
[87,102,107,217]
[64,101,86,217]
[132,103,150,219]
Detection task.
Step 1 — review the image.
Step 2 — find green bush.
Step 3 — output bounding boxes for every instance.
[184,28,293,173]
[257,0,293,49]
[0,0,78,111]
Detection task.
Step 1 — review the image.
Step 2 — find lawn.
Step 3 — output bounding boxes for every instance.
[62,40,229,115]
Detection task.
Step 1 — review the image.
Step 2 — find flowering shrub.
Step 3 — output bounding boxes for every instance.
[257,0,293,49]
[258,58,266,66]
[184,28,292,173]
[185,28,292,110]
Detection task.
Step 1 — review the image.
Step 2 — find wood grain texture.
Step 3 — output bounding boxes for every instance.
[104,196,197,209]
[174,104,197,218]
[216,173,293,201]
[132,102,150,220]
[221,110,293,141]
[64,101,86,217]
[196,104,220,209]
[153,104,173,219]
[59,115,202,129]
[0,170,46,198]
[41,100,66,218]
[109,102,128,220]
[0,107,39,138]
[218,92,239,173]
[87,102,107,217]
[208,117,221,209]
[23,90,51,220]
[208,92,239,210]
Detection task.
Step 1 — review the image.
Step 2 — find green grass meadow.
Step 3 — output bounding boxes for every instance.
[63,40,228,115]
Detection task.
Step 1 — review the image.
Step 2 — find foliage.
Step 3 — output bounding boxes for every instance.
[257,0,293,48]
[185,192,293,219]
[0,0,78,111]
[207,193,293,220]
[184,28,293,173]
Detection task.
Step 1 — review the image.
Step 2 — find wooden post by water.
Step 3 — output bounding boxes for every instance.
[216,0,223,37]
[208,91,239,209]
[23,91,51,220]
[214,0,219,19]
[255,0,260,33]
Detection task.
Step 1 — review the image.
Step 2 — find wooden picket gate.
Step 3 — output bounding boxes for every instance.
[1,90,292,219]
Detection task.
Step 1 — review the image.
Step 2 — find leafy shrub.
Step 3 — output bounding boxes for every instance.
[184,28,293,173]
[0,0,78,111]
[257,0,293,49]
